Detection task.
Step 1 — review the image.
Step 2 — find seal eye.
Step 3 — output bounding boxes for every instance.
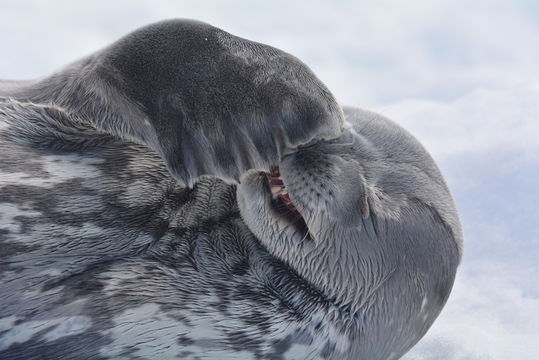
[266,166,312,240]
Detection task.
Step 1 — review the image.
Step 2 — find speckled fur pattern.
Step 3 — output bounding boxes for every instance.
[0,20,462,360]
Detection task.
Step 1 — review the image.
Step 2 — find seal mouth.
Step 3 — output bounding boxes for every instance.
[266,166,312,240]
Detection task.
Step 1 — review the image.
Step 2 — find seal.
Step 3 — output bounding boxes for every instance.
[0,20,462,360]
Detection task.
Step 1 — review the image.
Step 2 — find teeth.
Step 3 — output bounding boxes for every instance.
[270,178,284,186]
[267,168,309,240]
[271,185,284,199]
[268,168,291,201]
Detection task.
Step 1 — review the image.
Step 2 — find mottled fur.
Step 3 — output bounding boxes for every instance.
[0,20,461,360]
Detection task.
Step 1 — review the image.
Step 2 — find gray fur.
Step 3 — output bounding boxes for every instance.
[0,20,461,360]
[238,107,462,359]
[0,19,344,187]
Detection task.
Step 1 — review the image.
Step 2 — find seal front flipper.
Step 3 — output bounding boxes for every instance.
[9,19,344,187]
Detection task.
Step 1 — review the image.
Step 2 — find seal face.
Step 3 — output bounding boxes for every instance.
[238,107,462,358]
[0,20,461,360]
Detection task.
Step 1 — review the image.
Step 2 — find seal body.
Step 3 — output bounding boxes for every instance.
[0,127,327,359]
[0,20,461,360]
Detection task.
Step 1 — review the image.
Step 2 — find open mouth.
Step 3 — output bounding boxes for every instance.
[266,166,312,240]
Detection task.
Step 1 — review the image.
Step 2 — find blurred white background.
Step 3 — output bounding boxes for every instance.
[1,1,538,359]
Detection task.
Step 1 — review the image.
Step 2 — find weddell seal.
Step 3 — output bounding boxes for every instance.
[0,19,462,360]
